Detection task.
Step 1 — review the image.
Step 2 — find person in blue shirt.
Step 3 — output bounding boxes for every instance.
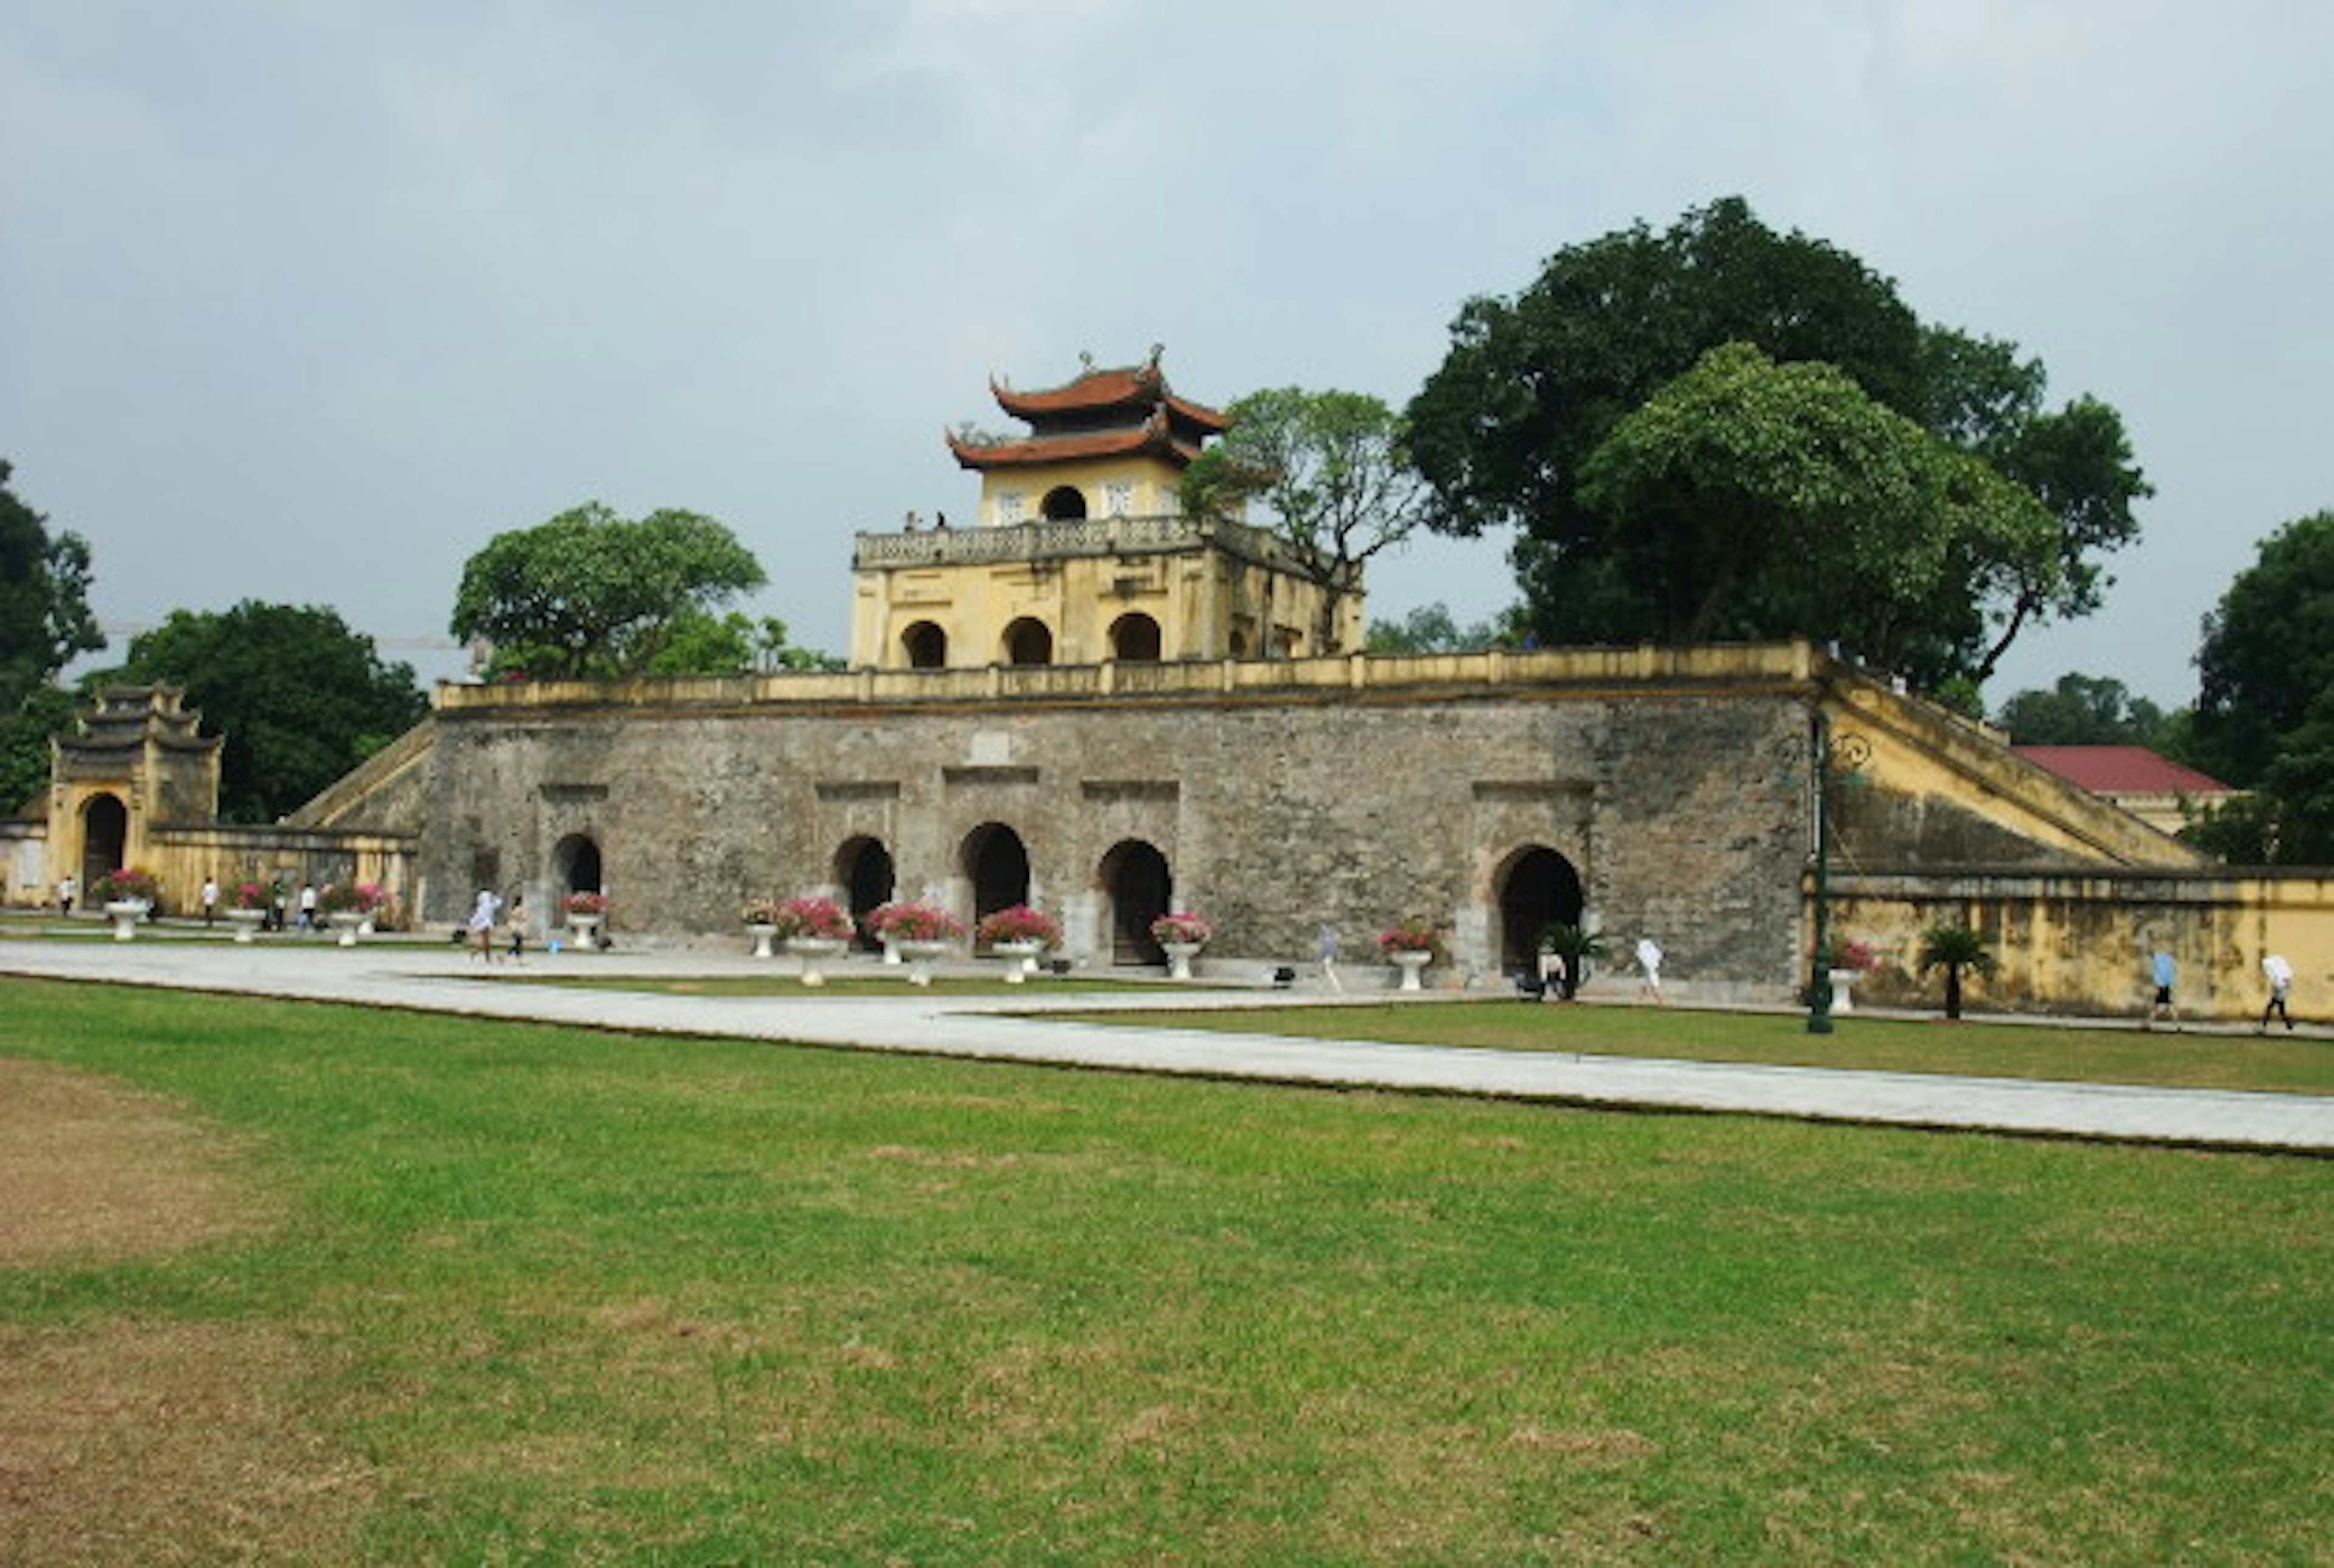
[2147,949,2178,1029]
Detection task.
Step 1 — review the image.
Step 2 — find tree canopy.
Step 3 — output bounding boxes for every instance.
[1571,343,2057,670]
[2184,511,2334,862]
[451,504,768,680]
[1405,196,2147,687]
[1365,601,1512,654]
[1180,388,1428,654]
[0,462,103,814]
[0,460,102,710]
[105,600,429,824]
[1994,672,2170,748]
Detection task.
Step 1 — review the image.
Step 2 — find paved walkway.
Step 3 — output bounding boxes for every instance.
[4,929,2331,1153]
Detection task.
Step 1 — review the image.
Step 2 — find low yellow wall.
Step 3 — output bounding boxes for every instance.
[1824,870,2334,1022]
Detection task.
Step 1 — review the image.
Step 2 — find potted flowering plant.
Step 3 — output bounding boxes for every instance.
[317,881,388,944]
[866,901,965,944]
[565,890,608,951]
[317,881,386,915]
[1378,915,1440,991]
[772,896,853,985]
[1151,911,1213,979]
[100,867,160,940]
[865,901,964,986]
[224,880,270,942]
[1151,911,1213,946]
[102,867,161,906]
[1812,935,1882,1014]
[741,896,783,957]
[976,904,1061,983]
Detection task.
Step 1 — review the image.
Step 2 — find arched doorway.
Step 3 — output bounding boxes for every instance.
[1041,485,1087,521]
[1002,618,1053,667]
[553,833,603,903]
[80,793,127,895]
[1099,839,1171,965]
[1496,845,1585,973]
[836,836,894,950]
[961,823,1030,924]
[1109,613,1162,662]
[903,621,947,669]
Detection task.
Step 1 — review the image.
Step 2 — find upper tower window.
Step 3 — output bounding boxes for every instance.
[1041,486,1087,521]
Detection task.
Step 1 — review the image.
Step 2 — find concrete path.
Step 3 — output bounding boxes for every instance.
[4,930,2331,1154]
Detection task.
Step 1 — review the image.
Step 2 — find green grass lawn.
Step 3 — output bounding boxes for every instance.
[1058,998,2334,1098]
[5,975,2330,1563]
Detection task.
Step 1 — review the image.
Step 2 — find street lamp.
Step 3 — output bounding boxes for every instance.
[1806,708,1869,1035]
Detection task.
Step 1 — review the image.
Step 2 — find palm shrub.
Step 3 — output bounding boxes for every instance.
[1918,923,1997,1019]
[1535,923,1609,998]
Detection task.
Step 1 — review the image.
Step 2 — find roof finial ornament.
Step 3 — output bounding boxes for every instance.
[1079,349,1095,373]
[1148,342,1164,371]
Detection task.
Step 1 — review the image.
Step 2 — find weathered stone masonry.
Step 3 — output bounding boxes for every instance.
[416,647,1824,993]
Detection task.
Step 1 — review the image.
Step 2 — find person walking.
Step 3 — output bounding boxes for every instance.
[2260,952,2296,1033]
[506,895,528,965]
[199,874,219,927]
[1635,936,1668,1005]
[468,887,503,962]
[56,873,76,920]
[2146,949,2179,1030]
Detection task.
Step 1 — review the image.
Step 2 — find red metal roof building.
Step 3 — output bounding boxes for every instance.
[2013,745,2234,836]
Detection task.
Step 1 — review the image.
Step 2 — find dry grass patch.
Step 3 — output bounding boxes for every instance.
[0,1059,269,1266]
[0,1321,374,1567]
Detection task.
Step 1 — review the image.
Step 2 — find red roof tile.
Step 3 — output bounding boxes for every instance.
[2014,745,2231,796]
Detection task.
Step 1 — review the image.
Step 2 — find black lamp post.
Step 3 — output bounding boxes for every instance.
[1806,709,1869,1036]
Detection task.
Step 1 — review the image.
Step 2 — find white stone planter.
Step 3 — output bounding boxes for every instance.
[327,910,367,946]
[787,935,847,986]
[991,938,1043,983]
[895,938,949,986]
[747,923,778,959]
[569,913,602,952]
[1389,948,1431,992]
[225,907,267,944]
[1160,940,1203,981]
[1828,969,1860,1015]
[103,899,149,942]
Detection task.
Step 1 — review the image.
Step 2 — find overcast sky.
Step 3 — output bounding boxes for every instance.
[6,1,2329,706]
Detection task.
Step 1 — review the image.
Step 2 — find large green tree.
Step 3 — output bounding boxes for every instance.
[2184,511,2334,862]
[452,504,767,679]
[0,461,105,813]
[1180,388,1429,654]
[2192,511,2334,786]
[0,459,103,707]
[1995,672,2170,747]
[1406,197,2146,685]
[107,601,429,824]
[1570,343,2056,670]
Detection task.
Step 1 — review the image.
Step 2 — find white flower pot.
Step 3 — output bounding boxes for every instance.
[894,938,949,986]
[747,922,778,959]
[991,938,1042,983]
[569,914,602,952]
[1160,940,1203,981]
[103,899,149,942]
[787,935,847,986]
[327,911,367,946]
[1390,949,1431,992]
[1827,969,1859,1015]
[225,907,267,944]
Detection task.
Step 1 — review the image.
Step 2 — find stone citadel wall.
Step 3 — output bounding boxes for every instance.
[417,648,1825,995]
